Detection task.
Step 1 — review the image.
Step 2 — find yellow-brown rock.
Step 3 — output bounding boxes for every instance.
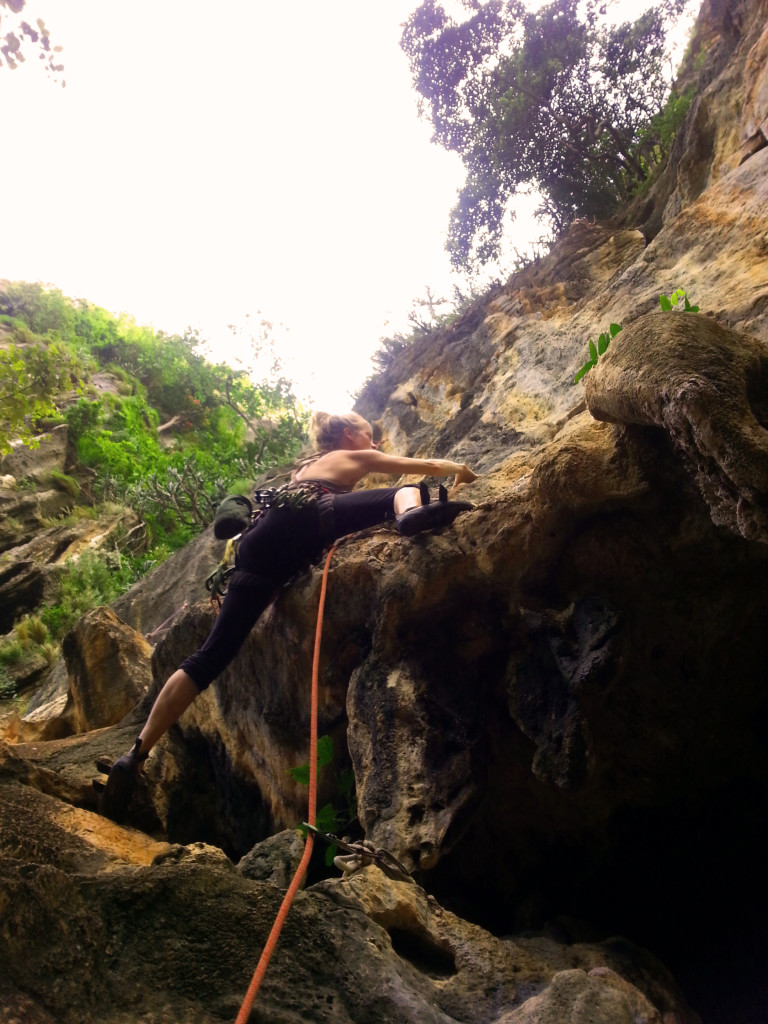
[2,1,768,1021]
[61,607,153,733]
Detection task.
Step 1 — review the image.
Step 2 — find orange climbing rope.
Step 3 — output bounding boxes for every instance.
[234,541,338,1024]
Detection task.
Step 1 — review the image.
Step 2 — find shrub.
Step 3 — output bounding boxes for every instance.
[15,614,49,647]
[0,639,23,665]
[48,471,81,498]
[39,549,142,640]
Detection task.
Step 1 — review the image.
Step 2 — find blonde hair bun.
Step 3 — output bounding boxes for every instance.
[310,411,368,452]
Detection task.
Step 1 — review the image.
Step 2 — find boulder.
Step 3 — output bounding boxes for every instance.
[0,423,69,483]
[5,609,155,744]
[236,827,305,887]
[0,743,699,1024]
[586,311,768,541]
[60,607,153,734]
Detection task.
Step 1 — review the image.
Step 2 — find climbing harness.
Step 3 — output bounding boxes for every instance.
[234,539,337,1024]
[205,538,238,610]
[251,479,346,545]
[208,481,347,610]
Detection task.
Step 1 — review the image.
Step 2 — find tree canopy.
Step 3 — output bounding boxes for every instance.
[401,0,693,269]
[0,0,63,81]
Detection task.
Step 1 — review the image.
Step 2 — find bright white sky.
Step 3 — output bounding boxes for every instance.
[1,0,686,410]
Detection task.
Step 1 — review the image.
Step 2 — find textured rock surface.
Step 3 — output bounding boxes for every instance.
[0,505,140,636]
[0,765,698,1024]
[0,419,145,648]
[586,311,768,540]
[110,524,224,639]
[2,2,768,1022]
[60,607,153,733]
[0,422,70,484]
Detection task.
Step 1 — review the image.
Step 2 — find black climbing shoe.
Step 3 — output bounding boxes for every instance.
[99,737,148,824]
[396,485,473,537]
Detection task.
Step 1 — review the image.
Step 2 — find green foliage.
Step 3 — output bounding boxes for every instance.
[0,638,23,665]
[0,665,17,700]
[574,288,699,384]
[72,395,162,484]
[5,615,57,676]
[574,323,622,384]
[15,614,49,647]
[0,281,76,337]
[634,87,695,179]
[659,288,699,312]
[1,281,307,555]
[288,733,334,786]
[290,735,357,868]
[402,0,694,268]
[0,339,88,454]
[125,452,252,547]
[39,549,144,641]
[47,470,80,498]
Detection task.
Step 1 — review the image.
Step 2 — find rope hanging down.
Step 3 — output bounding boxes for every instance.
[234,540,338,1024]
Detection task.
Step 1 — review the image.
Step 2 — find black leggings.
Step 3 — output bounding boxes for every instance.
[180,486,405,690]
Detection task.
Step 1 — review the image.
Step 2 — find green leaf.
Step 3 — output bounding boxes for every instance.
[316,802,339,833]
[659,295,673,311]
[574,363,590,385]
[316,734,334,768]
[610,323,622,337]
[287,763,310,785]
[597,334,609,355]
[287,734,334,785]
[588,339,597,363]
[325,843,339,867]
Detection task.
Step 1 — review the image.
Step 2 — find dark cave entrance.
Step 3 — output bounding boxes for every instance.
[426,775,768,1024]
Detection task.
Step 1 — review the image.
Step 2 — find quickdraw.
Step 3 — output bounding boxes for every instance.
[301,822,414,885]
[205,536,238,611]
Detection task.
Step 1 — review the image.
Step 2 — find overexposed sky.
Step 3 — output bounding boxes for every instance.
[2,1,476,409]
[1,1,688,410]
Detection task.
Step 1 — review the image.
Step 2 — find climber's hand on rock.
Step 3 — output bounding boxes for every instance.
[452,465,478,490]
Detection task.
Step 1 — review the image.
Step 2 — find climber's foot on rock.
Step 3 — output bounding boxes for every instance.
[396,498,474,536]
[99,737,147,824]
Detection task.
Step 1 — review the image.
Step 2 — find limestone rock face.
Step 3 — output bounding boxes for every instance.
[60,607,153,734]
[586,311,768,541]
[356,3,768,482]
[741,9,768,148]
[2,2,768,1022]
[0,753,698,1024]
[0,422,70,485]
[110,523,225,638]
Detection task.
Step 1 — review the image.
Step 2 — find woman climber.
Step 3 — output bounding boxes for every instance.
[101,411,478,822]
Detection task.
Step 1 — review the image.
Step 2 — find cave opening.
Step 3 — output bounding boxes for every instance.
[426,775,768,1024]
